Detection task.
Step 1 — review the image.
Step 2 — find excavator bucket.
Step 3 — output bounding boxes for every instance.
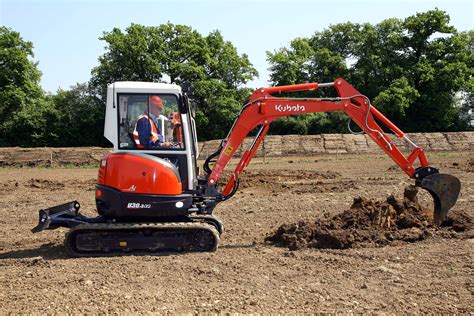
[416,172,461,225]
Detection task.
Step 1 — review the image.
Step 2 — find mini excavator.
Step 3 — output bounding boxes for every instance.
[33,78,461,256]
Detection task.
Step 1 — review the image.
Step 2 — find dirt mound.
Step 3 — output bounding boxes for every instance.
[266,186,472,250]
[26,178,65,190]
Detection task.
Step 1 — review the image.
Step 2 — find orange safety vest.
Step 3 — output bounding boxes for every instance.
[133,114,160,148]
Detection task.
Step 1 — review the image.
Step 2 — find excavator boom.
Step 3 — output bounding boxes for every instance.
[204,78,461,224]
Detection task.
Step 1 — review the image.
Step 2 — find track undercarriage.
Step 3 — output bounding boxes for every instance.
[32,201,223,257]
[66,222,220,257]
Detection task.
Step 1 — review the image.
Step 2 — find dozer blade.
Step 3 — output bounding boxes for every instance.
[32,201,81,233]
[417,172,461,225]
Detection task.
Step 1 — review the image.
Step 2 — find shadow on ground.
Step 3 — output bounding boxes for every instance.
[0,243,68,260]
[0,243,257,260]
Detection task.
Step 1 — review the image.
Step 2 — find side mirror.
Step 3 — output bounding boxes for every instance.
[181,81,194,97]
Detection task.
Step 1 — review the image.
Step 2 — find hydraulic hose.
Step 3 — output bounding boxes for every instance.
[203,144,223,175]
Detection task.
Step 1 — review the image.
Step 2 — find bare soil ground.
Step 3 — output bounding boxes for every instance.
[0,152,473,313]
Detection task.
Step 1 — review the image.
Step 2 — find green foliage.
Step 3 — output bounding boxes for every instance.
[266,38,314,85]
[1,27,107,147]
[52,83,106,146]
[0,27,57,146]
[90,23,258,141]
[373,77,420,121]
[192,80,251,140]
[267,9,474,134]
[3,96,61,146]
[457,30,474,129]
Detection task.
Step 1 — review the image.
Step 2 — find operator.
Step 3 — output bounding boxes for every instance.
[133,96,168,149]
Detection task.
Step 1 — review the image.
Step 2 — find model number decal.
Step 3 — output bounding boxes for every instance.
[127,203,151,209]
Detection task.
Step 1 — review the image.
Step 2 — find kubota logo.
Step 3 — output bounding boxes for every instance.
[127,202,151,209]
[275,104,306,112]
[124,185,136,192]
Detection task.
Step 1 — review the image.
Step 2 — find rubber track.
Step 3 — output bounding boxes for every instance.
[189,214,224,235]
[65,222,220,257]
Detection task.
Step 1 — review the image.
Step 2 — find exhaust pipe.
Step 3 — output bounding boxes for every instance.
[415,167,461,225]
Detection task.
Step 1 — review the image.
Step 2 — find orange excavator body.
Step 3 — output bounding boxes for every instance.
[98,153,182,195]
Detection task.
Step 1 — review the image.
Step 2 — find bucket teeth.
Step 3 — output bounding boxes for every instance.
[417,173,461,225]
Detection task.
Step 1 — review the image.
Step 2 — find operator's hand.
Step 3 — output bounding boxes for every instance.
[161,141,172,147]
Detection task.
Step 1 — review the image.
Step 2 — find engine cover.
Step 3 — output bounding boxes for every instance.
[95,152,191,219]
[98,152,182,195]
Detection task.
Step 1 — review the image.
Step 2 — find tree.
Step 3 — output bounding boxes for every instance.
[0,27,62,147]
[90,23,258,140]
[457,30,474,129]
[399,10,472,131]
[267,9,474,134]
[0,27,43,145]
[3,96,62,146]
[51,83,105,146]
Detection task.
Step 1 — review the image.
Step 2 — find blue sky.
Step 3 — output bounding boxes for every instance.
[1,0,473,93]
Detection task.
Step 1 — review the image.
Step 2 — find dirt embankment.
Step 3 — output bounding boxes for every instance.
[0,178,96,192]
[1,131,474,167]
[0,147,109,167]
[266,186,473,250]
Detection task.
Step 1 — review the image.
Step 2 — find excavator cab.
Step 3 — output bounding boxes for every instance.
[91,82,203,220]
[105,82,199,194]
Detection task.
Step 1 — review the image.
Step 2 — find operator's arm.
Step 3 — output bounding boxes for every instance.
[137,117,152,148]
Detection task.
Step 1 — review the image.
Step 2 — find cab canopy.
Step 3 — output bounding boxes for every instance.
[105,82,182,150]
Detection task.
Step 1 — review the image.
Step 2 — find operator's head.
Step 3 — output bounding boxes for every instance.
[149,95,163,116]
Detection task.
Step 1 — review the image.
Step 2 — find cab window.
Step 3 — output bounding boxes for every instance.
[118,94,185,150]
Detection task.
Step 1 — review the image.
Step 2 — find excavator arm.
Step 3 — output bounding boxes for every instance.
[204,78,460,224]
